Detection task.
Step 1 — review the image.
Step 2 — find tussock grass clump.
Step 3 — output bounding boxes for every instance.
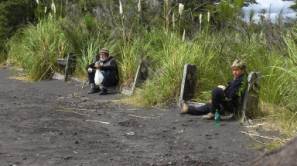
[130,31,219,106]
[7,19,69,80]
[60,17,122,78]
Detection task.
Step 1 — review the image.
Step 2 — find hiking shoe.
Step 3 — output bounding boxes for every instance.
[202,112,215,120]
[99,88,108,95]
[180,102,189,114]
[88,88,99,94]
[88,84,99,94]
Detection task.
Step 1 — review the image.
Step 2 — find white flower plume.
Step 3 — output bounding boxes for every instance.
[178,3,184,16]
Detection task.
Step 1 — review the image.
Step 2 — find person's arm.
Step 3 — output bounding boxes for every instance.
[225,76,247,100]
[86,55,99,70]
[100,59,117,71]
[217,85,226,90]
[237,76,248,98]
[227,82,242,100]
[86,63,93,70]
[89,63,96,68]
[86,62,97,73]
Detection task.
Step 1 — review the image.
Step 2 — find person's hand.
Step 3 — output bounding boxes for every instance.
[217,85,226,90]
[87,67,93,73]
[94,62,101,68]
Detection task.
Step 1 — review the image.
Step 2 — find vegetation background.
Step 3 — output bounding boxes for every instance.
[0,0,297,148]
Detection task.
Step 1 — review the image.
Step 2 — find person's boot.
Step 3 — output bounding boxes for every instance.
[99,87,108,95]
[88,83,98,94]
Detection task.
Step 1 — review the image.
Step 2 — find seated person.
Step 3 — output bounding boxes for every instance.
[87,48,119,95]
[180,59,247,120]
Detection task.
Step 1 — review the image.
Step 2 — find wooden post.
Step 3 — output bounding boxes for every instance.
[178,64,198,106]
[241,72,261,124]
[121,59,148,96]
[64,53,76,81]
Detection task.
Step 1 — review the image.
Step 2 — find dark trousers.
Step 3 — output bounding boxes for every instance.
[88,71,95,84]
[88,70,118,87]
[187,87,230,115]
[187,103,212,115]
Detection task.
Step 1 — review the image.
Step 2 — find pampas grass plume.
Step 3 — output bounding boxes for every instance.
[178,3,184,16]
[119,0,123,15]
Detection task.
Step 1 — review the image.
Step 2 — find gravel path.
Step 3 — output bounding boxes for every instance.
[0,67,260,166]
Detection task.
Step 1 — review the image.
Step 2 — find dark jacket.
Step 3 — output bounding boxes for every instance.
[88,56,119,87]
[224,74,247,107]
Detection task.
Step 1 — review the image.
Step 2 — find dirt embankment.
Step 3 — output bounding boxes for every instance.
[0,67,259,166]
[252,136,297,166]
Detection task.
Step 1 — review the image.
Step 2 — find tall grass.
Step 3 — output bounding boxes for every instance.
[126,27,297,114]
[6,17,297,116]
[0,53,6,63]
[131,31,218,105]
[59,16,123,78]
[76,40,99,77]
[7,18,69,80]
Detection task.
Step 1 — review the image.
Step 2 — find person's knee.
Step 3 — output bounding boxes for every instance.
[88,71,95,76]
[102,76,118,87]
[212,87,224,96]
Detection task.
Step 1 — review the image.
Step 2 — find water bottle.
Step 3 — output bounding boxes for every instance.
[214,109,220,127]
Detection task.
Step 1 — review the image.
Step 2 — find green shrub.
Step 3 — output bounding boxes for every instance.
[8,18,69,80]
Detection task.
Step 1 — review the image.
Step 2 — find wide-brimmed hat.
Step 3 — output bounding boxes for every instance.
[231,59,246,70]
[99,48,109,54]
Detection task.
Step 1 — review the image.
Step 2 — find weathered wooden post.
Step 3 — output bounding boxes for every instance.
[178,64,198,106]
[241,72,261,124]
[64,53,76,81]
[56,53,76,82]
[121,59,149,96]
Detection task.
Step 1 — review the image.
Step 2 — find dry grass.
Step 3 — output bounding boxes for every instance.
[0,63,7,69]
[243,102,297,150]
[118,93,148,108]
[7,67,33,82]
[8,76,32,82]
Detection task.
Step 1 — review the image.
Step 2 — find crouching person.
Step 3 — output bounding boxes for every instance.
[180,59,247,120]
[87,48,119,95]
